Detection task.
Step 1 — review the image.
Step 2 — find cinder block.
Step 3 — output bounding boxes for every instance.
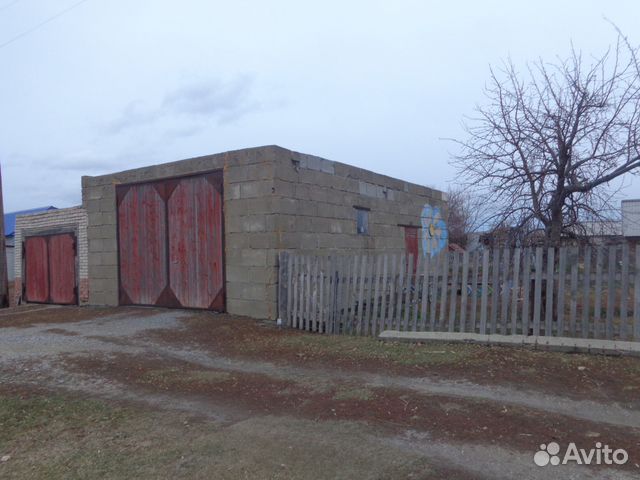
[227,282,266,301]
[240,180,274,199]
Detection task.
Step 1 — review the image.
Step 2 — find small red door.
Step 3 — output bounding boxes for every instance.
[404,226,419,268]
[24,233,77,305]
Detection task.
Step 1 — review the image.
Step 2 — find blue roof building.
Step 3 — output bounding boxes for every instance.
[4,207,57,237]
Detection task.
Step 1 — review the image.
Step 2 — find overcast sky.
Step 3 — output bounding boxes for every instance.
[1,0,639,212]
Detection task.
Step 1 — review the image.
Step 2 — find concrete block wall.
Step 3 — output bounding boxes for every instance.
[81,145,446,321]
[13,206,89,305]
[82,146,281,319]
[271,148,446,256]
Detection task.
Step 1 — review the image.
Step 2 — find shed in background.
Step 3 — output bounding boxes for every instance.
[13,206,88,305]
[4,207,57,282]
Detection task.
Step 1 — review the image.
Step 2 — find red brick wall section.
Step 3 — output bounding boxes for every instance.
[79,278,89,304]
[13,277,21,306]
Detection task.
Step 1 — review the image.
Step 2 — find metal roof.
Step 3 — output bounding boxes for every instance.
[4,206,57,237]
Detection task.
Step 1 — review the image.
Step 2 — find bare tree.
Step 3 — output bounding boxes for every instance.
[446,187,483,247]
[451,31,640,244]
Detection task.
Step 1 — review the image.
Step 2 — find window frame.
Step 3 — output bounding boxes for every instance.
[354,206,370,236]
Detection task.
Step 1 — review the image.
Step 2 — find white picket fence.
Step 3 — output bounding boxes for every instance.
[277,244,640,341]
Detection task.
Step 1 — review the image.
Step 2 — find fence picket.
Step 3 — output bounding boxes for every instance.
[459,251,470,333]
[412,255,423,331]
[490,248,500,334]
[370,255,383,335]
[470,251,480,333]
[395,255,406,330]
[304,255,311,331]
[429,254,439,331]
[325,255,333,333]
[333,256,343,334]
[569,247,579,337]
[325,256,334,334]
[438,253,449,331]
[403,255,414,331]
[581,246,591,338]
[448,252,460,332]
[291,254,298,328]
[311,257,322,332]
[318,256,325,333]
[510,249,521,335]
[606,246,616,340]
[501,248,511,335]
[387,254,398,330]
[356,254,367,335]
[594,248,604,339]
[479,250,490,334]
[379,255,389,332]
[620,243,629,340]
[545,247,555,337]
[420,254,430,331]
[521,248,531,335]
[533,247,543,337]
[556,247,567,336]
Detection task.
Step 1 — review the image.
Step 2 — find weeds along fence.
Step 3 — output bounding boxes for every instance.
[277,244,640,341]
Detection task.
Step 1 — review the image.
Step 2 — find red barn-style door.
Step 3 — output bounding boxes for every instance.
[404,226,419,269]
[117,171,225,311]
[24,233,77,305]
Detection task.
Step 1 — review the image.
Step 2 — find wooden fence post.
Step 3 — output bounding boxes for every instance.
[544,247,555,336]
[533,246,543,337]
[594,247,604,339]
[501,248,511,335]
[438,253,449,331]
[556,247,567,337]
[448,252,460,333]
[569,246,579,337]
[479,249,490,335]
[620,243,630,340]
[403,255,414,331]
[490,248,500,334]
[581,246,591,339]
[606,246,616,340]
[378,254,389,333]
[510,248,521,335]
[470,251,480,333]
[459,251,469,333]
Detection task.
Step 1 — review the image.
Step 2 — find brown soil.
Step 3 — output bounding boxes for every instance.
[59,351,640,467]
[148,311,640,406]
[0,305,164,328]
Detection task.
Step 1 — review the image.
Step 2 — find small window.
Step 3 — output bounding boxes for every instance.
[355,207,369,235]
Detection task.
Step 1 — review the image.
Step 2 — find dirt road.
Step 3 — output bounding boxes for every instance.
[0,306,638,479]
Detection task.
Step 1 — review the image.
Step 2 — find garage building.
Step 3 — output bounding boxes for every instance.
[64,145,444,319]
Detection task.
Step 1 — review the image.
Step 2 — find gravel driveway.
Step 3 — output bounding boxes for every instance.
[0,305,638,479]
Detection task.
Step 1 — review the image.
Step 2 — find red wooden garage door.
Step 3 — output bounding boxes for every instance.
[24,233,77,305]
[117,171,225,310]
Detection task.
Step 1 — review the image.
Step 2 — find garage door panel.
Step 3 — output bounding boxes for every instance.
[49,233,77,305]
[168,175,224,310]
[24,233,77,305]
[25,237,49,303]
[117,183,168,305]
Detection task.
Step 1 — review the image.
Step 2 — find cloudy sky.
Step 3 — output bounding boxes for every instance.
[1,0,639,212]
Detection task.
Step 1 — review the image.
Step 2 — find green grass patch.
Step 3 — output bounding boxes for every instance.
[270,334,479,366]
[140,367,231,388]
